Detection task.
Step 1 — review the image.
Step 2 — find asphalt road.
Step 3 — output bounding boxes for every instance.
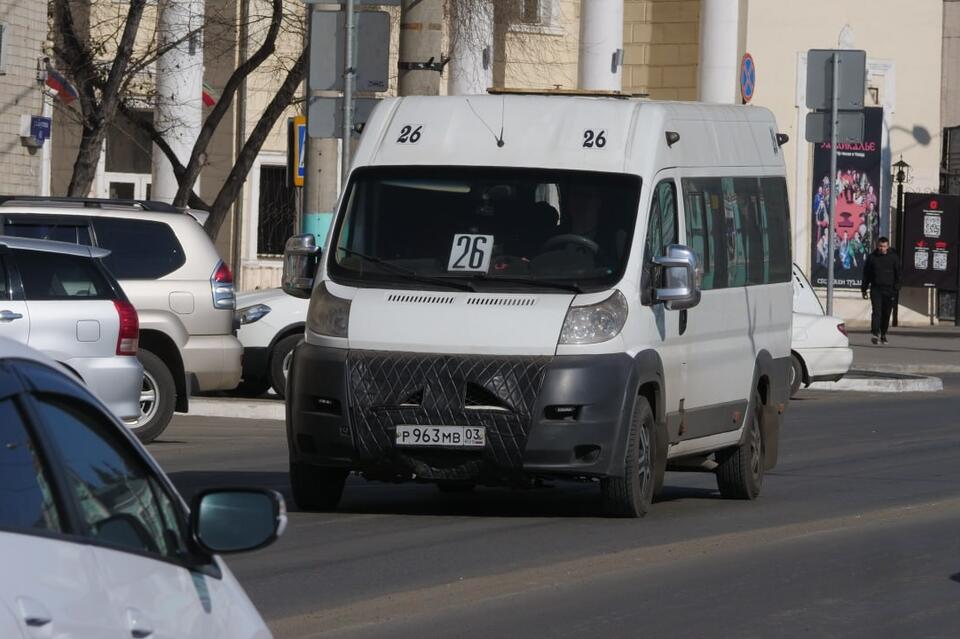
[152,376,960,639]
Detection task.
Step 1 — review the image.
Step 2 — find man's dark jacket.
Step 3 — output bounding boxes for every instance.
[861,249,901,295]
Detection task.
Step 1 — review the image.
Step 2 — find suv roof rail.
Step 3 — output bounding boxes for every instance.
[0,195,182,214]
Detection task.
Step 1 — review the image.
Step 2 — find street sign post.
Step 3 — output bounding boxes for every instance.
[805,49,867,315]
[291,115,306,187]
[307,96,380,139]
[308,10,390,93]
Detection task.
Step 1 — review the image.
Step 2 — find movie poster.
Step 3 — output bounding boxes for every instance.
[810,107,884,289]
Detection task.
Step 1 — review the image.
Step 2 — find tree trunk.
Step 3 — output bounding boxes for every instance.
[203,50,306,239]
[67,123,106,197]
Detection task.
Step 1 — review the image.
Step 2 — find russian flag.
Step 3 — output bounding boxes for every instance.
[202,81,217,107]
[45,66,78,105]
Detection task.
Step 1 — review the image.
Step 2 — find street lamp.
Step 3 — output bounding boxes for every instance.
[892,155,911,327]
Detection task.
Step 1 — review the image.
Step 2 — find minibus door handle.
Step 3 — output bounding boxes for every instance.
[679,309,688,335]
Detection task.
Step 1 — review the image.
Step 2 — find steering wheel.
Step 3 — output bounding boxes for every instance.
[542,234,600,255]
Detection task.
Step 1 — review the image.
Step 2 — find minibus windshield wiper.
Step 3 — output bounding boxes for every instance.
[335,247,475,292]
[466,273,583,294]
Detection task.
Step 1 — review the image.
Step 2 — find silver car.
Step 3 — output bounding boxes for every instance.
[0,236,142,420]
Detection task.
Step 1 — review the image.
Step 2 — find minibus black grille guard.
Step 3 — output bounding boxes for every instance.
[346,351,550,480]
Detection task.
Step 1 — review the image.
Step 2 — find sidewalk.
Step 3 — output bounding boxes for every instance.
[847,326,960,375]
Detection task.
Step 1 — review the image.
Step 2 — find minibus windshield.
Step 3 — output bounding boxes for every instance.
[328,167,642,293]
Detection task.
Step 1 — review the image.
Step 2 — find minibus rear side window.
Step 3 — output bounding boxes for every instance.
[759,177,792,283]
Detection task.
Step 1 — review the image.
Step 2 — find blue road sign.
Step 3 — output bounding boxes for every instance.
[740,53,756,103]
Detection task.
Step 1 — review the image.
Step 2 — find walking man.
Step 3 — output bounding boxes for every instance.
[861,237,901,344]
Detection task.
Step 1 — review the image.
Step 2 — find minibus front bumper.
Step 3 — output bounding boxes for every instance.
[287,343,642,483]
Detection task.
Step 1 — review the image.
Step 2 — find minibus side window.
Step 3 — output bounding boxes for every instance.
[759,177,793,283]
[732,177,766,285]
[682,178,726,290]
[722,178,748,287]
[644,180,678,262]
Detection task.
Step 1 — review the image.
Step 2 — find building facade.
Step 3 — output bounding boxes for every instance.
[0,0,49,197]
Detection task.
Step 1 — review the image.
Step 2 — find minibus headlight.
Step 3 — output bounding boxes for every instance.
[307,282,351,338]
[559,290,628,345]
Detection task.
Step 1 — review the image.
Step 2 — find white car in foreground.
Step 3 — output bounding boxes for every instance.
[0,338,283,638]
[235,288,307,397]
[790,264,854,396]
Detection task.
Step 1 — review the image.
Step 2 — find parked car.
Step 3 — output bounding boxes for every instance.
[0,196,243,443]
[0,337,283,639]
[0,236,142,420]
[790,263,853,396]
[235,288,307,397]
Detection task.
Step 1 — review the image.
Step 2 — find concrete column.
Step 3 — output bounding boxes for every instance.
[398,0,444,96]
[448,0,494,95]
[698,0,740,103]
[152,0,204,203]
[578,0,624,91]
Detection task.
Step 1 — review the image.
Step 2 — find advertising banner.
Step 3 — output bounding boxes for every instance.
[810,106,884,288]
[900,193,960,291]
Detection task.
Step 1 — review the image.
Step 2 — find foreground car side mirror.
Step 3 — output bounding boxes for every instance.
[282,234,321,299]
[652,244,701,311]
[190,489,287,554]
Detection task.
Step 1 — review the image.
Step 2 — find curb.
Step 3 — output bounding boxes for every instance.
[184,398,285,421]
[808,370,943,393]
[849,364,960,375]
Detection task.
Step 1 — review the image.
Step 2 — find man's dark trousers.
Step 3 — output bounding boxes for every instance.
[870,287,895,337]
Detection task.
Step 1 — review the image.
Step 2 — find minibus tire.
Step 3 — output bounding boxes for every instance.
[715,393,764,499]
[290,462,349,511]
[437,480,476,493]
[601,397,654,518]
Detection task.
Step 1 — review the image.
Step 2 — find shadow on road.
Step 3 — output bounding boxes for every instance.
[167,470,722,518]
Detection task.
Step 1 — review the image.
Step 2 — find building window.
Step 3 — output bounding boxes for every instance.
[106,110,154,175]
[521,0,541,23]
[257,165,296,257]
[0,23,8,75]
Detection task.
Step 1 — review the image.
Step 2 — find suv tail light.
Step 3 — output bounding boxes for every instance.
[837,322,848,337]
[114,300,140,356]
[211,260,236,310]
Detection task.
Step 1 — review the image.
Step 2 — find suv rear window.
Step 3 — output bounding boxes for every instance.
[3,218,92,245]
[14,249,114,301]
[92,218,186,279]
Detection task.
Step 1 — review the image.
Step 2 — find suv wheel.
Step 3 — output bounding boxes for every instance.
[127,349,176,444]
[789,354,804,397]
[290,462,349,511]
[270,335,302,399]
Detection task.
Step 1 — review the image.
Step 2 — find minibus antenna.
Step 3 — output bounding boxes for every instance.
[466,97,506,148]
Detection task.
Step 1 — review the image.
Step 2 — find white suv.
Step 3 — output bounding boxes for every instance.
[0,237,142,420]
[0,197,242,442]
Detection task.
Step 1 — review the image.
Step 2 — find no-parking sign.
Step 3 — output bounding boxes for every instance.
[740,53,756,104]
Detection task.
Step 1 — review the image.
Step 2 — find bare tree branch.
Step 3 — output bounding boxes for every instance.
[204,49,306,239]
[173,0,285,207]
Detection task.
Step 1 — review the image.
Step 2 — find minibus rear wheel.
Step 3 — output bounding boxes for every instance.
[601,397,655,518]
[715,392,764,499]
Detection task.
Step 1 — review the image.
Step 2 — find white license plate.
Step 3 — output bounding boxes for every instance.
[395,425,486,448]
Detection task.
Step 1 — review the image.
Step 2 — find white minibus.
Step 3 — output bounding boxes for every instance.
[283,94,793,517]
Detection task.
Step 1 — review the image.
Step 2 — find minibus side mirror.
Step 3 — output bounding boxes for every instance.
[652,244,701,311]
[282,234,321,299]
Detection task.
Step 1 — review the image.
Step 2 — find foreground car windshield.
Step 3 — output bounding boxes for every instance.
[328,167,642,293]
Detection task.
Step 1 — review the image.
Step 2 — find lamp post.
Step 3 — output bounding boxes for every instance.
[892,155,910,327]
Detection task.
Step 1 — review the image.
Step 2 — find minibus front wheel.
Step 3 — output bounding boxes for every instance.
[601,397,655,518]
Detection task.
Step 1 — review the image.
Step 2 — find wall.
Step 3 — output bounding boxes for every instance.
[943,0,960,130]
[744,0,943,326]
[0,0,47,196]
[622,0,699,99]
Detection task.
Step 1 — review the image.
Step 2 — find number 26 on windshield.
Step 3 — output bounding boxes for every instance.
[447,234,494,273]
[583,129,607,149]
